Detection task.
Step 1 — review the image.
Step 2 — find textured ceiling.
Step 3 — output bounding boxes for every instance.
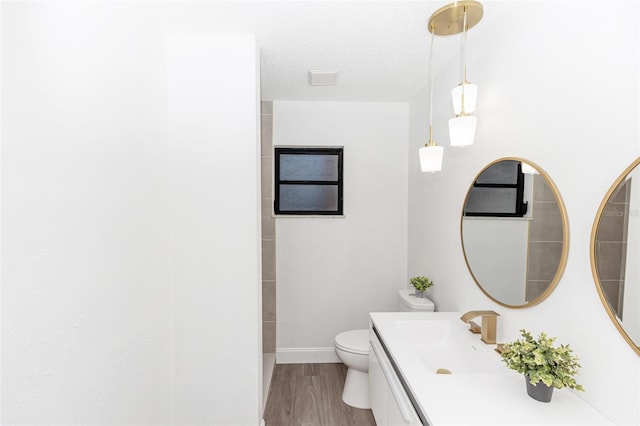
[184,1,495,102]
[257,1,436,102]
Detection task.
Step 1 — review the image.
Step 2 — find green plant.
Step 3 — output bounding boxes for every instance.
[500,329,584,391]
[409,276,433,292]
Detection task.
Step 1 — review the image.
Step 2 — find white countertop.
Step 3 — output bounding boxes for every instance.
[370,311,614,426]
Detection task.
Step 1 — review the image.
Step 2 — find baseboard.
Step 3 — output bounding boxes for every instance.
[276,347,340,364]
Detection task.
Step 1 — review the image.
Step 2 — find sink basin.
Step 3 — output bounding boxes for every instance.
[369,311,615,426]
[393,319,504,374]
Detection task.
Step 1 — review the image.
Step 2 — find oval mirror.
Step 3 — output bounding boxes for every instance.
[461,158,569,308]
[591,157,640,355]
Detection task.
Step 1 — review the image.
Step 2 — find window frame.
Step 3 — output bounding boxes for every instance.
[273,147,344,216]
[464,160,528,217]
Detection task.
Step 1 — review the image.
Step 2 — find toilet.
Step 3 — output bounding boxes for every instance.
[334,289,435,409]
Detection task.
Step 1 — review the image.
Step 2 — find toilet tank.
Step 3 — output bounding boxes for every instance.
[398,289,435,312]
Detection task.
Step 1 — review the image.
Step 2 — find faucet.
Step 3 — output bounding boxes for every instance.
[460,310,500,344]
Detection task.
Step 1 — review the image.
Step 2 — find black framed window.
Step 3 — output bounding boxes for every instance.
[464,160,528,217]
[274,147,344,215]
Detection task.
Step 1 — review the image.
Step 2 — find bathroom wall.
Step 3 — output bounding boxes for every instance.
[274,101,409,363]
[2,3,262,425]
[167,34,262,425]
[2,3,172,423]
[408,1,640,424]
[260,100,277,403]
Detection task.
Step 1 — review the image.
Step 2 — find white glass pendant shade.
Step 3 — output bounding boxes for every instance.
[448,115,477,147]
[451,83,477,114]
[419,145,444,172]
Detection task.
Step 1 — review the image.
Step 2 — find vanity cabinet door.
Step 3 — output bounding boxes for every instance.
[369,331,422,426]
[369,342,389,424]
[387,398,410,426]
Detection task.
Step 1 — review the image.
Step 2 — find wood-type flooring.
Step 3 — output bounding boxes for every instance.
[263,363,377,426]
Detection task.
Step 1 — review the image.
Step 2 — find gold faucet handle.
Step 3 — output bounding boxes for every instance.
[468,320,481,334]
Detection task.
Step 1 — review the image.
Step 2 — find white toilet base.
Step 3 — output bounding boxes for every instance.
[341,367,370,409]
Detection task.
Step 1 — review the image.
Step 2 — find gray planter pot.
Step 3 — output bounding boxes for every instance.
[413,289,427,299]
[525,377,554,403]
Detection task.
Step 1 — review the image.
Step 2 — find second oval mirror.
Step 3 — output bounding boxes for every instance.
[460,158,569,308]
[591,157,640,355]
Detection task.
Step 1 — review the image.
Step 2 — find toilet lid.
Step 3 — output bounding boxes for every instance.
[335,329,369,355]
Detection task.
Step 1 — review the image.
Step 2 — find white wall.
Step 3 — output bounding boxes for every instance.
[2,3,171,423]
[167,35,262,425]
[408,1,640,424]
[274,101,408,363]
[462,218,528,305]
[2,3,262,425]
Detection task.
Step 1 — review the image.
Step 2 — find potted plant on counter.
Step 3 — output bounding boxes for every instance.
[500,329,584,402]
[409,276,433,299]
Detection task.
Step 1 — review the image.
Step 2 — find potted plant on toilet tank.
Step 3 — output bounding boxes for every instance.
[500,329,584,402]
[409,276,433,299]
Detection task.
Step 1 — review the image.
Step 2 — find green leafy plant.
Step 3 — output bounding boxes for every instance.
[409,276,433,292]
[500,329,584,391]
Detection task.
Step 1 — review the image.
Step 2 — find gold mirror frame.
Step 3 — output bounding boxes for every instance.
[590,157,640,356]
[460,157,570,308]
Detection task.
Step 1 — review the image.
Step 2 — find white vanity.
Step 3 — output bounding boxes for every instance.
[369,311,614,426]
[369,324,422,425]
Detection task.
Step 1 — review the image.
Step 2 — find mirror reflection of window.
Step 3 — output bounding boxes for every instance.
[464,160,528,217]
[461,159,568,308]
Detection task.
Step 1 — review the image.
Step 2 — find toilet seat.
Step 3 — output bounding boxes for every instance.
[335,329,369,355]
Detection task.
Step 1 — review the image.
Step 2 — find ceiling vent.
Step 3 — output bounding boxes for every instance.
[308,70,338,86]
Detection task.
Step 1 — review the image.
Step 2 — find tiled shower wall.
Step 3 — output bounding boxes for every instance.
[526,174,564,302]
[594,179,630,317]
[261,101,276,355]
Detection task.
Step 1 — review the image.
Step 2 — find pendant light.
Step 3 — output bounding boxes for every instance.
[419,23,444,173]
[421,2,483,172]
[448,2,481,147]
